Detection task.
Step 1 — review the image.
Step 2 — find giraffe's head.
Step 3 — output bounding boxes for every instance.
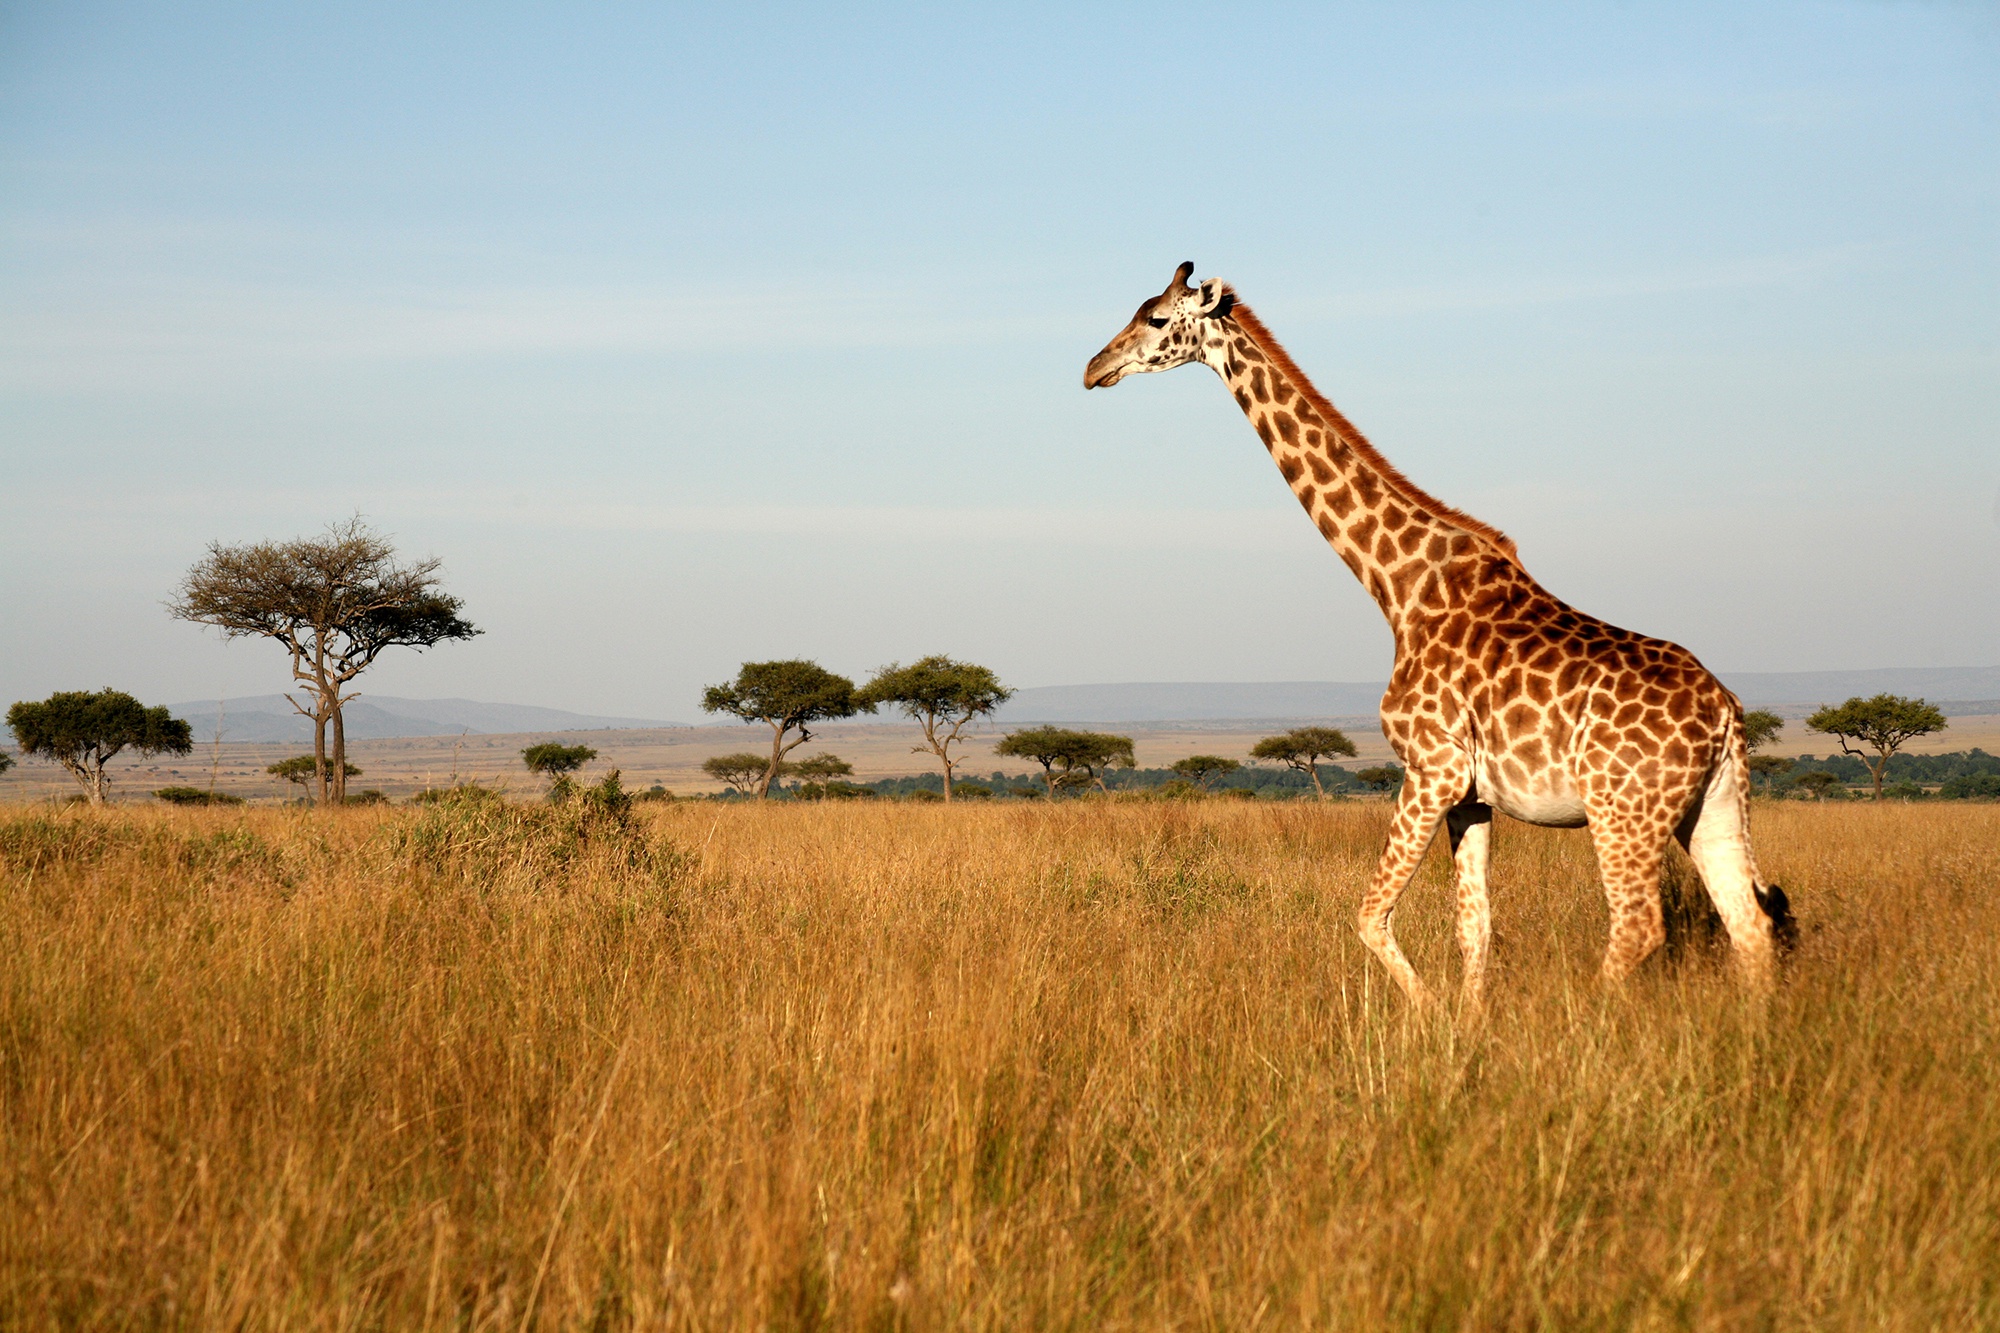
[1083,261,1236,389]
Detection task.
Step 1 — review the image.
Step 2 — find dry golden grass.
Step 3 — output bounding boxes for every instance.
[3,797,1997,1329]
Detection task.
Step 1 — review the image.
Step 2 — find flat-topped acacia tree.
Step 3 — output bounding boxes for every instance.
[995,727,1135,799]
[1807,694,1948,800]
[1250,726,1358,799]
[170,518,479,806]
[7,688,193,804]
[700,660,869,799]
[860,656,1012,802]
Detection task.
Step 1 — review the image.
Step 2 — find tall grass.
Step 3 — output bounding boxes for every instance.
[2,798,1996,1329]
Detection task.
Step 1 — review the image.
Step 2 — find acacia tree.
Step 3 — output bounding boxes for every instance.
[1171,755,1240,791]
[995,727,1134,799]
[789,753,855,799]
[170,518,479,806]
[1355,765,1405,793]
[859,656,1012,802]
[7,689,193,804]
[1741,709,1792,788]
[269,755,360,789]
[1806,694,1948,800]
[1249,726,1357,798]
[523,743,597,800]
[702,752,777,797]
[701,660,869,798]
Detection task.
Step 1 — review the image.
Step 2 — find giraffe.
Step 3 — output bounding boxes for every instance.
[1085,263,1795,1008]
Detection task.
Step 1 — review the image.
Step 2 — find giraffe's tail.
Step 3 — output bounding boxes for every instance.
[1721,705,1799,956]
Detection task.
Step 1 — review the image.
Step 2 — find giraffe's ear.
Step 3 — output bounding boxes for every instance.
[1196,278,1235,318]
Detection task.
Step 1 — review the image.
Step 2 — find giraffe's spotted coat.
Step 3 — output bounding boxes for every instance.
[1085,264,1793,1007]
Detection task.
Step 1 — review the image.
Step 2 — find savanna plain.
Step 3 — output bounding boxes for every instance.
[3,796,1997,1330]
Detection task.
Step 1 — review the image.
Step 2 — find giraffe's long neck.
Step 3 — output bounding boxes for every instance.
[1201,305,1514,628]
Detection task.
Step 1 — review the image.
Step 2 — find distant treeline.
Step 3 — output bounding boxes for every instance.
[1768,749,2000,800]
[774,764,1373,800]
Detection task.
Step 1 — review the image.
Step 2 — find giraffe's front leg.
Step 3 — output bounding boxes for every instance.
[1446,800,1494,1012]
[1355,756,1473,1009]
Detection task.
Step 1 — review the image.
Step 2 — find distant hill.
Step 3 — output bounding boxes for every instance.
[998,666,2000,724]
[163,695,683,743]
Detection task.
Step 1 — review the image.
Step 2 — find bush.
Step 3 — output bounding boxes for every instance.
[154,787,246,806]
[410,784,501,807]
[903,788,943,803]
[636,785,673,803]
[953,782,993,800]
[345,789,389,806]
[1941,772,2000,800]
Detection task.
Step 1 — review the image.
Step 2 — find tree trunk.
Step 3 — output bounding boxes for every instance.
[332,703,349,804]
[313,705,330,807]
[1307,764,1325,799]
[759,724,788,800]
[1871,756,1886,800]
[942,756,954,802]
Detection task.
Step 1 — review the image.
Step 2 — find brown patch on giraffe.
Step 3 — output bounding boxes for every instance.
[1250,368,1269,403]
[1254,417,1275,451]
[1525,674,1553,705]
[1305,428,1322,447]
[1307,453,1334,485]
[1390,561,1424,603]
[1398,526,1425,556]
[1382,505,1406,531]
[1275,413,1299,446]
[1297,484,1317,509]
[1376,534,1398,565]
[1233,386,1252,411]
[1351,513,1378,547]
[1278,455,1303,483]
[1327,486,1356,518]
[1426,535,1447,562]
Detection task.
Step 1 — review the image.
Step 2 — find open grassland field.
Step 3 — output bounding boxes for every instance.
[3,799,1997,1329]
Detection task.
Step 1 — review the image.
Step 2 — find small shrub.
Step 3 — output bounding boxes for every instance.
[953,782,993,800]
[410,784,500,807]
[903,788,943,803]
[154,787,246,806]
[345,789,389,806]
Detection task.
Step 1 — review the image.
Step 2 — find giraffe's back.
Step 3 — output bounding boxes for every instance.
[1388,565,1738,829]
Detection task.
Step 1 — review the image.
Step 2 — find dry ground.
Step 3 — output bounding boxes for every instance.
[3,798,1997,1329]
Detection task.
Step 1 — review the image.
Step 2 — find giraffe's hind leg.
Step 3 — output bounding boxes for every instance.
[1446,800,1494,1011]
[1586,806,1677,985]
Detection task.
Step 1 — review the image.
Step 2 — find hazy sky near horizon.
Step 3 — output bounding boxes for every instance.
[3,2,1996,721]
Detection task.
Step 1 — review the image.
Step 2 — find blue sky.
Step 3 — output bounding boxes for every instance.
[3,2,1995,720]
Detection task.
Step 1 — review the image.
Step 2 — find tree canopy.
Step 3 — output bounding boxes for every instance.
[702,752,776,797]
[1170,755,1241,790]
[522,743,598,777]
[1742,709,1785,752]
[7,689,193,804]
[995,727,1135,798]
[169,517,478,806]
[1355,765,1405,793]
[1249,726,1357,798]
[268,755,361,786]
[859,656,1012,801]
[1806,694,1948,800]
[701,660,869,798]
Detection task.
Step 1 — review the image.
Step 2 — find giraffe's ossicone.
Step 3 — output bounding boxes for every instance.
[1086,262,1796,1007]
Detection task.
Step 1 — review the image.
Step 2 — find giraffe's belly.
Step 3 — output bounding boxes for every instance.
[1474,758,1588,828]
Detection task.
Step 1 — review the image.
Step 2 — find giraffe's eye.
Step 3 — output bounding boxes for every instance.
[1146,317,1168,329]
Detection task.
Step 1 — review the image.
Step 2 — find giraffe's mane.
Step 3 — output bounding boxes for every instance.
[1224,296,1518,559]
